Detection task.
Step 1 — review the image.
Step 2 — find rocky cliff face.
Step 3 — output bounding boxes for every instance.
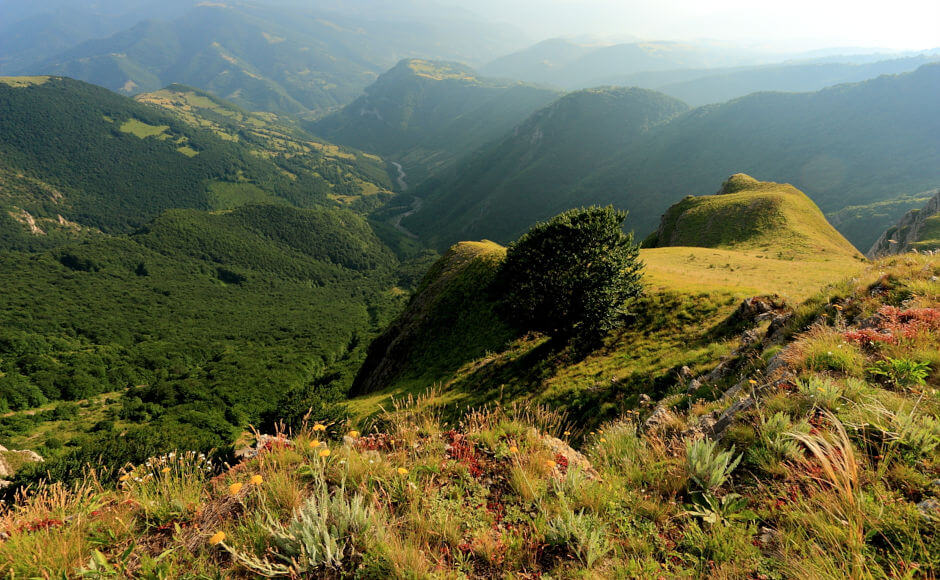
[868,189,940,257]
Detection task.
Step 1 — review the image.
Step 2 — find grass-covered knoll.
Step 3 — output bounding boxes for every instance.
[3,254,936,577]
[312,59,559,185]
[644,174,864,260]
[0,77,393,242]
[0,203,412,486]
[136,85,393,209]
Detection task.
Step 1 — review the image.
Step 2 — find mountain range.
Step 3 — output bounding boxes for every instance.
[7,1,523,117]
[404,63,940,251]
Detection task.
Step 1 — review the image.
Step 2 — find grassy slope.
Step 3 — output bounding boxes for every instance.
[2,255,937,578]
[641,175,866,299]
[645,174,862,259]
[349,241,514,400]
[358,176,866,420]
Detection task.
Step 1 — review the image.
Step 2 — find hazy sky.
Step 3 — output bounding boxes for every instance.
[449,0,940,51]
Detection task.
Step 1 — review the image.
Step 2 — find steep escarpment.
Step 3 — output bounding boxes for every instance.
[350,240,514,396]
[868,189,940,257]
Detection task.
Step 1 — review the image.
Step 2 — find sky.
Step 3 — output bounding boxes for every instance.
[446,0,940,52]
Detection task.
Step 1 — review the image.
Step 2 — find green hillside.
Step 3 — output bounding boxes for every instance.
[311,59,559,185]
[0,203,410,482]
[135,85,393,209]
[2,251,937,577]
[406,86,689,248]
[0,76,393,242]
[350,240,514,397]
[353,190,866,413]
[407,64,940,251]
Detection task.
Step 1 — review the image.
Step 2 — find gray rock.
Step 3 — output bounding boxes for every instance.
[917,498,940,520]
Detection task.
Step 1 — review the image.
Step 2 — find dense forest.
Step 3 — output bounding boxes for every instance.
[0,203,432,485]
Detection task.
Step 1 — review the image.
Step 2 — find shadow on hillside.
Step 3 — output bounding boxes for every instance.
[449,335,571,405]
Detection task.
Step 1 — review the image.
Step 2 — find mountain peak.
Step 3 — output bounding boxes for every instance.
[717,173,760,194]
[646,176,862,259]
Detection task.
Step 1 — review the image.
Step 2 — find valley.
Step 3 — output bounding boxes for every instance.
[0,3,938,576]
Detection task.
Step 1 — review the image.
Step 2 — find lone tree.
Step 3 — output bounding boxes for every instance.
[499,206,643,343]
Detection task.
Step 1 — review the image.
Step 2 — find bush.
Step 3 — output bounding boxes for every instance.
[685,438,741,493]
[499,206,643,342]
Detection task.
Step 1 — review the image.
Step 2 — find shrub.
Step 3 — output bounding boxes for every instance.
[248,476,372,573]
[685,438,741,493]
[544,509,612,569]
[867,357,931,389]
[499,206,643,342]
[786,326,866,376]
[798,376,845,411]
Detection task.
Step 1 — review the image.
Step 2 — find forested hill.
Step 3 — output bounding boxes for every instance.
[403,85,690,248]
[0,76,392,247]
[134,84,393,210]
[311,59,560,185]
[406,64,940,250]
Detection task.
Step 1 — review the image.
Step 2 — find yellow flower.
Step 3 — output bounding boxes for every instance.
[209,531,226,545]
[509,446,519,453]
[319,448,331,458]
[313,423,326,432]
[249,475,263,485]
[119,474,129,482]
[228,482,243,495]
[545,460,557,469]
[749,379,758,385]
[161,467,171,474]
[309,439,320,448]
[397,467,409,475]
[563,431,571,436]
[348,430,360,438]
[599,438,607,443]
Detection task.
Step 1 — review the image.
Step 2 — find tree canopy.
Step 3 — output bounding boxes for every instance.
[499,206,644,342]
